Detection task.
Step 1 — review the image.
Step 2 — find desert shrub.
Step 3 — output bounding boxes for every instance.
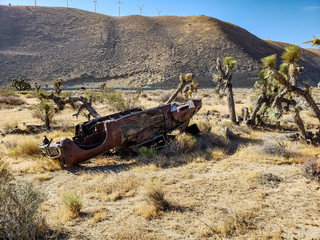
[146,185,172,212]
[138,146,157,158]
[0,87,15,97]
[0,95,26,105]
[257,139,295,158]
[176,133,197,152]
[102,88,140,111]
[84,89,103,103]
[61,192,83,215]
[32,101,55,123]
[0,160,13,182]
[196,120,213,133]
[0,164,45,239]
[158,92,185,103]
[136,179,175,219]
[8,139,42,157]
[302,157,320,182]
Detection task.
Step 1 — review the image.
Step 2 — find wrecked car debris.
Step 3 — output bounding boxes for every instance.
[40,99,202,167]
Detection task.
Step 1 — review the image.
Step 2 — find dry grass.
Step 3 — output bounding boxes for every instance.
[8,138,42,157]
[233,139,305,165]
[82,172,142,201]
[88,206,108,225]
[33,173,54,182]
[1,89,320,239]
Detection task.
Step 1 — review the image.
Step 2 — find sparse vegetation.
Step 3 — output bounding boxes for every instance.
[0,87,319,239]
[61,192,83,216]
[0,161,46,240]
[101,86,140,111]
[0,94,26,106]
[138,146,157,158]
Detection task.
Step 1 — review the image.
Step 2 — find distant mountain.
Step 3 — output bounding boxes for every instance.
[1,5,319,88]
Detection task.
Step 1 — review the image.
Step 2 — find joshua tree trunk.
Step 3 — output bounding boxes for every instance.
[249,93,265,125]
[166,83,185,104]
[294,110,307,140]
[270,67,320,123]
[215,57,237,123]
[226,83,237,123]
[294,87,320,122]
[44,111,50,130]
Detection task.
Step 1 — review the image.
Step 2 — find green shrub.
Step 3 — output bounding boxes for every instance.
[139,146,157,158]
[102,88,140,111]
[61,192,83,215]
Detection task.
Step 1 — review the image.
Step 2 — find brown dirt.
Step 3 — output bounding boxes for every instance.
[1,6,320,88]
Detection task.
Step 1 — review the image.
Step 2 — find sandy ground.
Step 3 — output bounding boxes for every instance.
[1,88,320,239]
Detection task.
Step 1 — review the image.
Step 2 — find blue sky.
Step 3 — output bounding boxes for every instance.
[1,0,319,47]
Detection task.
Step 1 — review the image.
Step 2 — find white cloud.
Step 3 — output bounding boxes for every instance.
[303,6,320,11]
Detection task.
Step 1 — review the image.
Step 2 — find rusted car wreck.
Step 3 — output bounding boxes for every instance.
[40,99,202,167]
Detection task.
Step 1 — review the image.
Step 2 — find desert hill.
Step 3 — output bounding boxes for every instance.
[0,5,319,88]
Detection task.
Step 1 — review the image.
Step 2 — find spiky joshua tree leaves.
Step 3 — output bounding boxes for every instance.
[165,73,199,104]
[54,78,63,96]
[258,45,320,140]
[214,57,237,123]
[304,36,320,47]
[32,101,55,131]
[262,45,320,123]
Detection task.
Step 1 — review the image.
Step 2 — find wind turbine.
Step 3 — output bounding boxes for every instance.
[118,0,123,17]
[34,0,36,6]
[138,5,143,15]
[156,9,162,16]
[66,0,68,8]
[93,0,97,13]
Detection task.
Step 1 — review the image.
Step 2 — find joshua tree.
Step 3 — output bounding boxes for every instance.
[32,101,54,131]
[10,78,31,91]
[304,36,320,47]
[262,45,320,123]
[214,57,237,123]
[34,81,41,94]
[53,78,63,96]
[166,73,198,104]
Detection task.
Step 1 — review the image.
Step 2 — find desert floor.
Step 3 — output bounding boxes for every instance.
[1,88,320,240]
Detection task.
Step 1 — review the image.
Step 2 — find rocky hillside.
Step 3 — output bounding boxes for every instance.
[1,5,319,88]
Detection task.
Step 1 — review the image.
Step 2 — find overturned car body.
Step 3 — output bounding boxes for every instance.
[40,99,202,167]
